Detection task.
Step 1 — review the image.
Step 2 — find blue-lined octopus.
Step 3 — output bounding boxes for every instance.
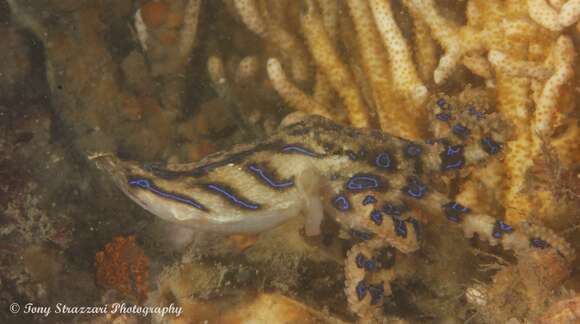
[92,98,575,322]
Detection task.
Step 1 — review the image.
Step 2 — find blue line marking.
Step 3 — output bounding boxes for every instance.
[129,179,151,188]
[281,145,319,157]
[247,164,294,189]
[128,178,207,211]
[206,184,260,210]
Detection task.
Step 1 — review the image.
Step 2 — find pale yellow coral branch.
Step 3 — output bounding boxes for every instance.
[301,0,370,128]
[369,0,428,106]
[233,0,267,36]
[266,58,333,119]
[179,0,202,64]
[402,0,462,84]
[528,0,564,31]
[317,0,339,42]
[406,2,437,84]
[488,50,553,79]
[462,54,493,80]
[559,0,580,27]
[533,36,575,136]
[235,56,260,84]
[549,0,566,10]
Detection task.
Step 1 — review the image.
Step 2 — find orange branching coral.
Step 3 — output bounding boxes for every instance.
[95,235,150,302]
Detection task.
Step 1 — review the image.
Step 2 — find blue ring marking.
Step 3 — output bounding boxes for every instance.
[364,260,376,272]
[368,284,384,305]
[442,201,470,223]
[128,178,207,211]
[405,143,423,158]
[498,220,513,232]
[441,145,465,170]
[247,164,294,189]
[332,194,351,211]
[436,112,452,121]
[346,150,358,161]
[444,160,464,170]
[206,184,260,210]
[362,195,377,205]
[446,145,463,156]
[281,145,319,157]
[481,136,501,155]
[350,230,374,240]
[436,98,447,108]
[346,174,382,191]
[531,238,548,249]
[374,152,393,169]
[370,210,383,225]
[382,203,403,216]
[393,217,408,238]
[467,106,484,120]
[356,281,367,301]
[355,254,366,269]
[452,123,470,137]
[403,176,428,199]
[492,224,502,239]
